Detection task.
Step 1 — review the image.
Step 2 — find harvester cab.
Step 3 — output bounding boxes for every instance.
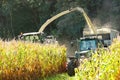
[18,32,45,43]
[67,37,103,76]
[18,32,57,44]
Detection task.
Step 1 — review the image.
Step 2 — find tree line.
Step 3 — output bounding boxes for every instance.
[0,0,120,39]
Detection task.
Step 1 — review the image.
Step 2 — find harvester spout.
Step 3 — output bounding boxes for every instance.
[76,7,84,13]
[38,7,97,35]
[38,8,76,33]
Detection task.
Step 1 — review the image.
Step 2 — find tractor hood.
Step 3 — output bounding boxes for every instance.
[75,50,92,58]
[75,50,90,54]
[79,50,90,54]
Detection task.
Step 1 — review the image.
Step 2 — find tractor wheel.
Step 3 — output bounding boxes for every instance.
[67,61,76,76]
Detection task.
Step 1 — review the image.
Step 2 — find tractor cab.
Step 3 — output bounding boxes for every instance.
[75,37,103,58]
[67,37,103,76]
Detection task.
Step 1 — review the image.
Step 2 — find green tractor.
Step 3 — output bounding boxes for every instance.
[18,32,57,44]
[67,37,103,76]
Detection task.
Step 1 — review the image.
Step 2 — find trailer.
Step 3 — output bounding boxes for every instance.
[83,28,119,47]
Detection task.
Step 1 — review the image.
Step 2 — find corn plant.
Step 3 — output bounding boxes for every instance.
[75,39,120,80]
[0,40,66,80]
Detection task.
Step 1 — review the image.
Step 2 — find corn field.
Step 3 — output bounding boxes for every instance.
[0,40,66,80]
[74,39,120,80]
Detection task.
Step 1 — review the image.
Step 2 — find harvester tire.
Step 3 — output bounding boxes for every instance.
[67,61,75,76]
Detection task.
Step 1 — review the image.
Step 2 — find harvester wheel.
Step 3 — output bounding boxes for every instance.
[67,61,76,76]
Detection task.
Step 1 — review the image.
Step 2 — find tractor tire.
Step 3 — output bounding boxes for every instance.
[67,61,75,76]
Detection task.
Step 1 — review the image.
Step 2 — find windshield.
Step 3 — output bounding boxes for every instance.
[80,39,97,51]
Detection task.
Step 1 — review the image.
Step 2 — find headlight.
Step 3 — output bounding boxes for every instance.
[67,58,70,63]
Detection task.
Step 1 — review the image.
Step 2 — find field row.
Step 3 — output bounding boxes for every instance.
[0,40,66,80]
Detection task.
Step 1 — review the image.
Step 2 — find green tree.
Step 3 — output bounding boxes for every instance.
[0,0,52,39]
[53,0,103,39]
[0,0,119,39]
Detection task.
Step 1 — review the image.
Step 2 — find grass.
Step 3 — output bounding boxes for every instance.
[41,73,76,80]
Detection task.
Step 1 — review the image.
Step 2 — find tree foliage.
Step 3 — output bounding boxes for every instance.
[0,0,120,39]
